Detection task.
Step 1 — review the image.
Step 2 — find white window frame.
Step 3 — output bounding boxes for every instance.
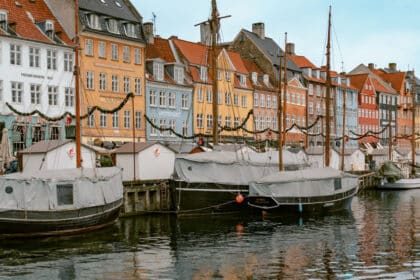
[99,72,107,91]
[48,86,58,106]
[64,52,73,72]
[29,47,40,68]
[134,77,141,95]
[10,44,22,65]
[65,87,74,107]
[30,84,41,105]
[122,46,130,63]
[85,39,94,56]
[98,41,106,58]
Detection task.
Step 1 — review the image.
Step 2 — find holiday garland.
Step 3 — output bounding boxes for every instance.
[6,93,134,121]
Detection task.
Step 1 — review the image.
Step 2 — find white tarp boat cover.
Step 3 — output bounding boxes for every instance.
[0,167,123,211]
[173,150,310,185]
[249,167,358,198]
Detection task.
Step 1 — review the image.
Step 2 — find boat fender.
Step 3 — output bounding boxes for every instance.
[235,194,244,204]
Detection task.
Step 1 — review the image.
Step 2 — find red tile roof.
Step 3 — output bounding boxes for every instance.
[226,50,248,74]
[379,72,406,93]
[1,0,72,46]
[349,74,369,91]
[146,37,175,62]
[289,55,318,69]
[172,38,209,66]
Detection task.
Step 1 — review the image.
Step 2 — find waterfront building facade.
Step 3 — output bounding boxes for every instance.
[230,23,302,87]
[349,64,398,148]
[144,32,193,142]
[348,73,380,146]
[334,74,359,149]
[172,38,254,142]
[0,0,74,155]
[77,0,146,146]
[375,64,412,148]
[289,54,336,147]
[243,59,278,141]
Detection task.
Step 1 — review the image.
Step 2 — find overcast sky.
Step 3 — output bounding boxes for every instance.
[134,0,420,74]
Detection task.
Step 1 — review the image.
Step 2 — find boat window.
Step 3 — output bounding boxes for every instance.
[5,186,12,194]
[334,178,342,190]
[57,184,74,205]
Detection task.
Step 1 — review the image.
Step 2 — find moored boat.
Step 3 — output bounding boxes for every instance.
[0,167,123,237]
[247,167,358,215]
[173,149,309,215]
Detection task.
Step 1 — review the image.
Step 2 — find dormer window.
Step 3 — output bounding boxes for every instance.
[45,20,54,39]
[153,62,164,81]
[0,10,7,31]
[200,66,207,81]
[107,18,119,34]
[87,14,100,30]
[251,72,258,84]
[239,74,246,87]
[174,66,184,84]
[263,74,269,86]
[124,23,136,38]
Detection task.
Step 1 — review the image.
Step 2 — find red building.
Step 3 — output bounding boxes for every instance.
[349,74,379,146]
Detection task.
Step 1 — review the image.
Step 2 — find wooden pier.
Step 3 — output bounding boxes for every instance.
[121,180,172,216]
[356,171,380,191]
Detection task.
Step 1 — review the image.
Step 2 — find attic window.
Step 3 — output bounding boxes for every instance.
[263,74,269,86]
[87,14,100,30]
[107,18,119,34]
[239,74,246,87]
[114,1,122,7]
[174,66,184,84]
[200,66,208,81]
[0,10,8,31]
[124,23,136,38]
[45,20,54,39]
[99,0,106,3]
[251,72,258,84]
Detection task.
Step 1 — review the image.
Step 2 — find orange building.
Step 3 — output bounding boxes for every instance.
[78,0,146,146]
[172,38,254,142]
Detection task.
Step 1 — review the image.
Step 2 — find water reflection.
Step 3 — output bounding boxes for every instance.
[0,190,418,279]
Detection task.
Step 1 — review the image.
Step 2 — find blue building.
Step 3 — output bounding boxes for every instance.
[144,28,193,142]
[334,75,359,148]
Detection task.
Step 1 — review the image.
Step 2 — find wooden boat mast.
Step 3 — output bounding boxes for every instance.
[388,105,392,160]
[282,33,288,146]
[210,0,219,145]
[340,87,346,171]
[411,71,416,177]
[74,0,82,168]
[278,37,284,171]
[325,6,332,167]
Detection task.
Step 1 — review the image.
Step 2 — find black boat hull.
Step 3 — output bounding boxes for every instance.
[173,182,249,216]
[247,187,357,216]
[0,199,123,238]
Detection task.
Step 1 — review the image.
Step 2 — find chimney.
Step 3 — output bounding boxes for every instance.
[389,62,397,72]
[368,63,375,70]
[286,42,295,55]
[200,22,211,45]
[143,22,154,44]
[252,22,265,39]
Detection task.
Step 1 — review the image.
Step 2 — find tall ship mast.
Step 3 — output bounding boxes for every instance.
[325,6,332,167]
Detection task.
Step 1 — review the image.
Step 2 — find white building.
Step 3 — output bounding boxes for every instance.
[0,1,74,155]
[19,140,96,172]
[115,142,175,181]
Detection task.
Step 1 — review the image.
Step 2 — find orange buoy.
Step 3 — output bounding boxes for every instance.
[235,194,244,204]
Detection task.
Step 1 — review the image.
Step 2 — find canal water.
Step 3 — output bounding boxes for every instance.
[0,190,419,279]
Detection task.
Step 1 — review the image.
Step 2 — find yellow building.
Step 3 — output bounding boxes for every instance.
[78,0,146,146]
[172,38,254,141]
